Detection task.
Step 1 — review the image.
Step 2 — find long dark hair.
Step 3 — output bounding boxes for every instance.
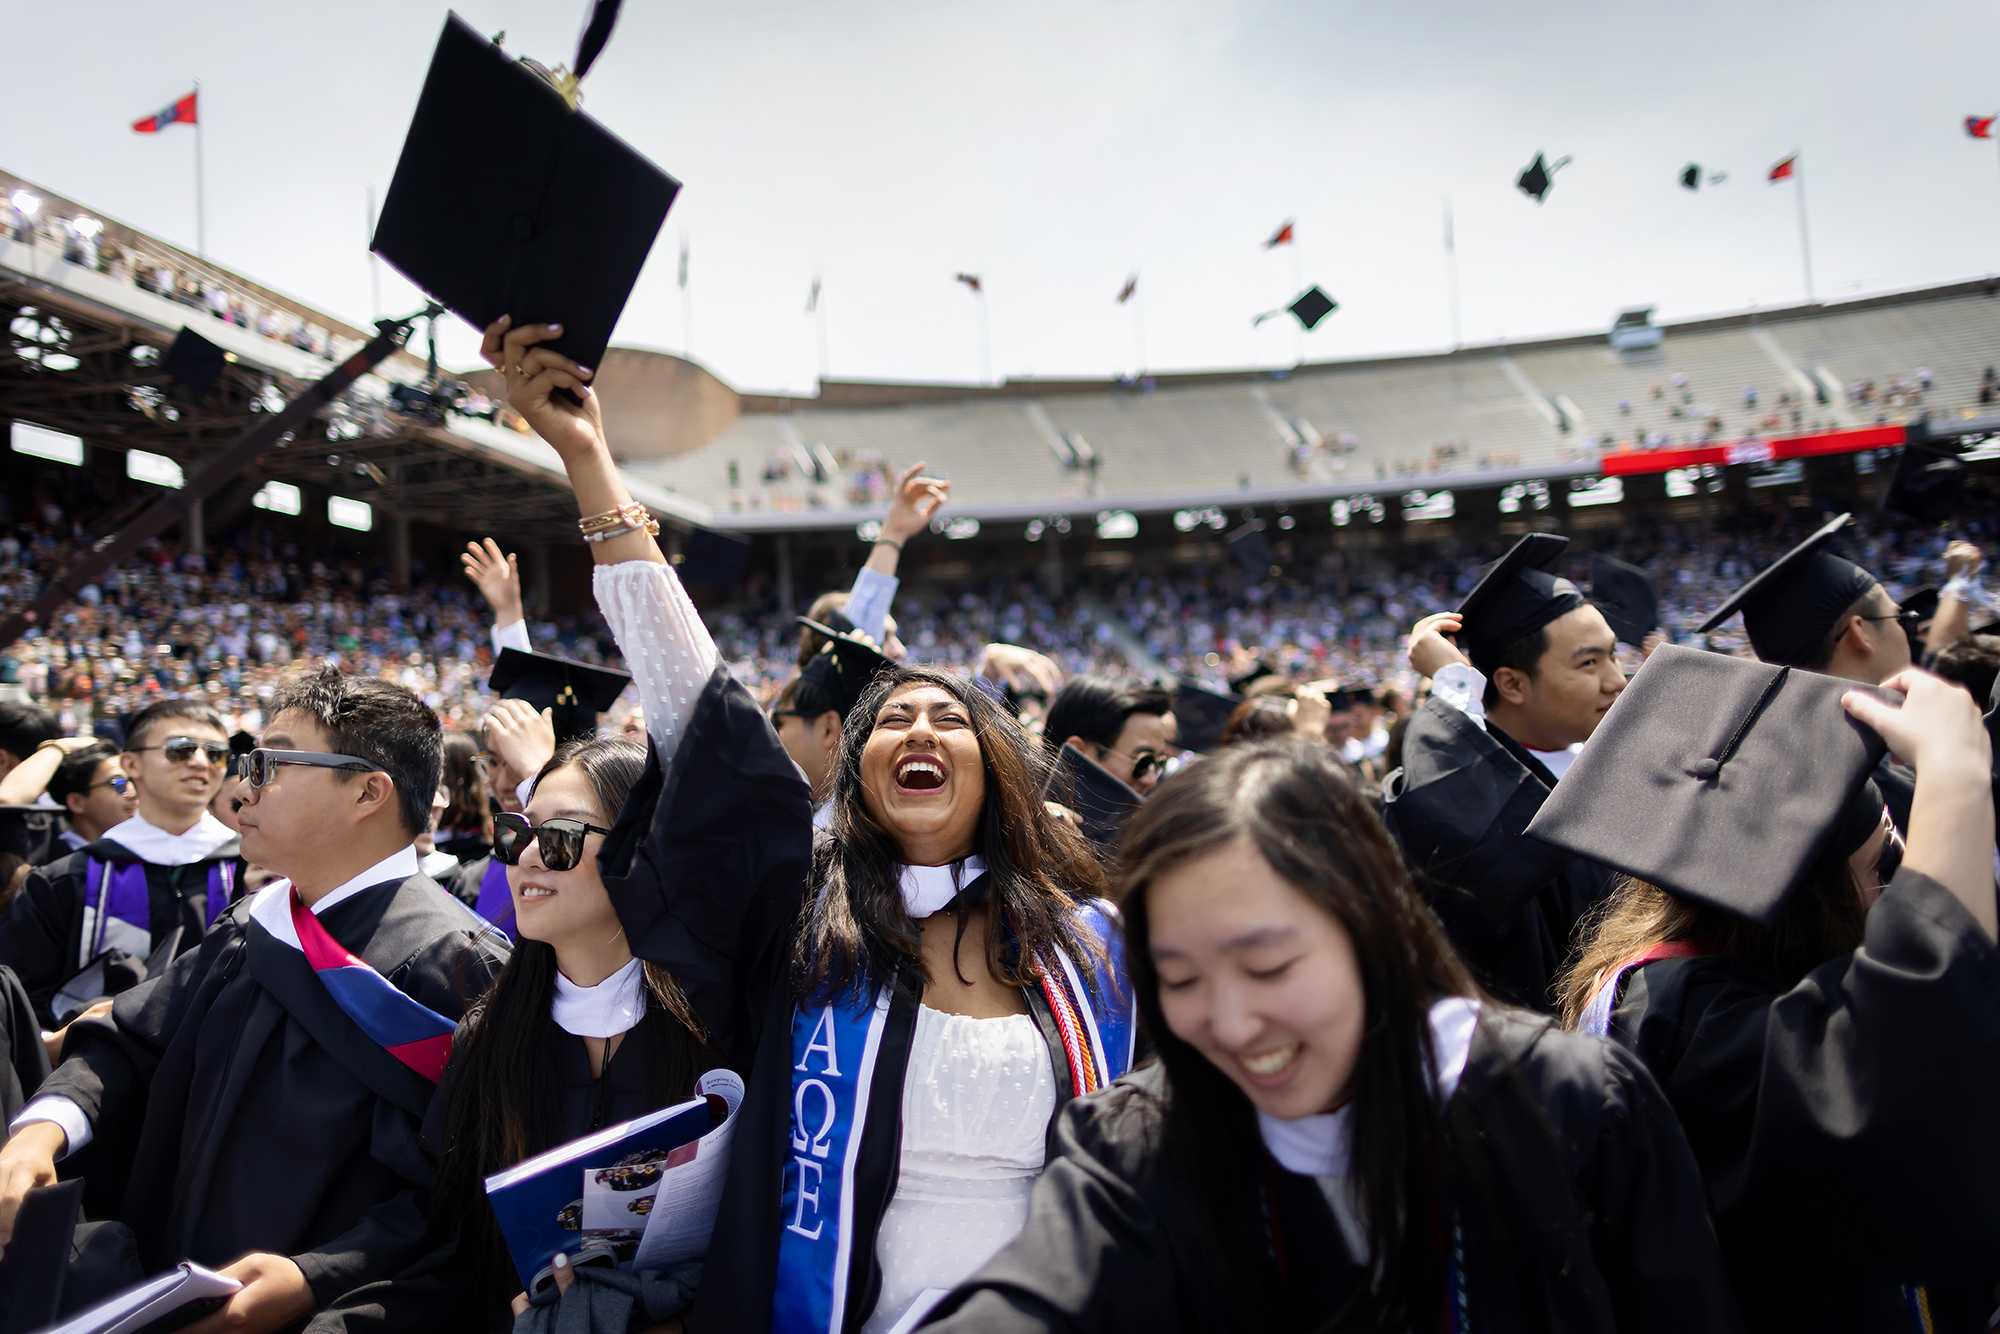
[439,728,492,844]
[1116,739,1479,1332]
[1559,836,1868,1028]
[433,736,711,1300]
[796,665,1105,1004]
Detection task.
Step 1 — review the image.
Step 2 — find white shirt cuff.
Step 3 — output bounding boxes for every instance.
[491,619,531,656]
[844,567,899,646]
[1430,662,1488,729]
[10,1094,89,1159]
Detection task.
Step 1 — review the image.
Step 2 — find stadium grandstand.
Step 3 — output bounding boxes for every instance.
[4,163,2000,731]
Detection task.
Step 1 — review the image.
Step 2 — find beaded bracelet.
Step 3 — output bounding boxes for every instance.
[578,501,660,543]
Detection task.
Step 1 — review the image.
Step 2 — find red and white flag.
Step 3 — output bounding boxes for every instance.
[954,273,982,294]
[1968,115,1995,140]
[1767,153,1797,182]
[133,91,197,134]
[1263,220,1294,248]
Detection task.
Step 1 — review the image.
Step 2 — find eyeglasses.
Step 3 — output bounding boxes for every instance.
[131,737,231,765]
[491,811,613,872]
[1098,743,1164,782]
[1861,608,1924,629]
[89,774,132,795]
[241,748,387,789]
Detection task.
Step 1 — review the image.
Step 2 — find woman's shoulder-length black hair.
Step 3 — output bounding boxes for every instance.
[1114,738,1483,1332]
[796,663,1107,1005]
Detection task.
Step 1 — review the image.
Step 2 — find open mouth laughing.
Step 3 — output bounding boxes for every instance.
[895,753,947,792]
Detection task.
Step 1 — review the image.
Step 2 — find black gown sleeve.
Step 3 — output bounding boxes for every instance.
[600,663,813,1074]
[1619,866,2000,1288]
[0,855,82,1026]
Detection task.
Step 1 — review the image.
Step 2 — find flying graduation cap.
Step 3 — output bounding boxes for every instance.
[1678,164,1728,191]
[489,647,633,745]
[1252,285,1338,331]
[795,617,896,722]
[1590,554,1659,648]
[162,326,229,392]
[1516,152,1572,203]
[1697,512,1877,666]
[1882,432,1969,523]
[372,9,680,380]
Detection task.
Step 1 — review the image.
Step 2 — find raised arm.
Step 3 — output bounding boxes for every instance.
[482,318,718,756]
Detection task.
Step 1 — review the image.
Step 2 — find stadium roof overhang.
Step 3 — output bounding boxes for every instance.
[0,222,710,543]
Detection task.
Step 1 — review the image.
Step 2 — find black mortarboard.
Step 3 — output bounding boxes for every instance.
[488,647,632,745]
[677,528,751,591]
[1288,286,1337,331]
[1697,513,1877,666]
[226,730,257,779]
[1226,519,1276,581]
[795,618,895,722]
[1525,645,1891,926]
[1518,152,1553,202]
[1882,440,1967,523]
[162,326,227,392]
[1679,163,1700,191]
[1051,742,1140,856]
[1456,533,1587,674]
[1902,585,1940,625]
[1590,554,1659,648]
[372,13,681,378]
[1172,682,1243,754]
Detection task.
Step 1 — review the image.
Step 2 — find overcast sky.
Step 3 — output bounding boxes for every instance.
[9,0,2000,396]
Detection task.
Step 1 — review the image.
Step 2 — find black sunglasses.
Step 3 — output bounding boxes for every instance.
[241,748,387,790]
[492,811,614,872]
[132,737,231,765]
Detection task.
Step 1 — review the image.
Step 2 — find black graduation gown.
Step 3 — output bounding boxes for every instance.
[920,1010,1741,1333]
[0,837,245,1027]
[1381,697,1616,1010]
[0,964,49,1122]
[1606,868,2000,1332]
[37,872,506,1329]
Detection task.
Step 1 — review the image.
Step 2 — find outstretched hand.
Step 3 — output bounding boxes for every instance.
[480,316,603,462]
[483,700,558,795]
[462,538,523,624]
[1407,612,1471,680]
[880,462,950,545]
[1841,668,1989,777]
[978,643,1062,699]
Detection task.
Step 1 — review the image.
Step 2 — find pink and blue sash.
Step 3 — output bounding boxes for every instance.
[287,890,456,1081]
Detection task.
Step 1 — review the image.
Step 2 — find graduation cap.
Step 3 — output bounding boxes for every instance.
[676,527,751,590]
[161,325,227,392]
[488,647,632,745]
[1516,152,1571,203]
[1253,286,1338,332]
[225,729,257,779]
[1697,512,1877,666]
[1050,742,1140,856]
[371,12,681,380]
[1526,645,1891,926]
[1455,533,1587,675]
[1679,163,1701,191]
[1882,439,1967,523]
[1172,681,1243,754]
[1226,518,1276,581]
[1590,554,1659,648]
[1902,585,1940,626]
[795,617,896,722]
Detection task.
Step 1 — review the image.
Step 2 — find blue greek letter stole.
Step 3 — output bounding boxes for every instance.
[770,903,1134,1334]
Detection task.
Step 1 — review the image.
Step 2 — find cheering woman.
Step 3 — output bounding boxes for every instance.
[925,740,1737,1332]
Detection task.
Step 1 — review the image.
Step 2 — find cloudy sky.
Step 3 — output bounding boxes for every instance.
[8,0,2000,394]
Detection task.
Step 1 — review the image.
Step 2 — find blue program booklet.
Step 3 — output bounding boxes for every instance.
[483,1069,744,1291]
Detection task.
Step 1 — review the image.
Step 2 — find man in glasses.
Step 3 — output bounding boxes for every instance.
[47,743,137,855]
[0,701,244,1029]
[1041,676,1175,854]
[0,667,506,1333]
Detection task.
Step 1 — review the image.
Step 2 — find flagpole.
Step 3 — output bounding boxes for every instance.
[1132,286,1147,374]
[816,294,829,387]
[1290,235,1303,365]
[1793,153,1814,303]
[977,289,991,386]
[193,78,205,260]
[1444,198,1462,349]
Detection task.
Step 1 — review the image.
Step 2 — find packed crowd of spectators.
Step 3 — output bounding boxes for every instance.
[0,472,1991,745]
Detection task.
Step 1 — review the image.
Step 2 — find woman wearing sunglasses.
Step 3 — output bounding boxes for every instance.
[476,318,1129,1334]
[379,318,816,1334]
[925,740,1738,1333]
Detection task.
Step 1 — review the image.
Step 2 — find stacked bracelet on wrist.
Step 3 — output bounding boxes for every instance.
[578,501,661,544]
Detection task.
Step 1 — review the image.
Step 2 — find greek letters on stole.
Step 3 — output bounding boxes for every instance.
[771,902,1135,1334]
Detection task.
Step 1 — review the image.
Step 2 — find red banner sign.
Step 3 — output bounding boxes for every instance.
[1597,424,1907,476]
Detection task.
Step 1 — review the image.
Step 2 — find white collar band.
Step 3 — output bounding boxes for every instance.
[551,957,645,1039]
[898,854,987,919]
[102,812,236,866]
